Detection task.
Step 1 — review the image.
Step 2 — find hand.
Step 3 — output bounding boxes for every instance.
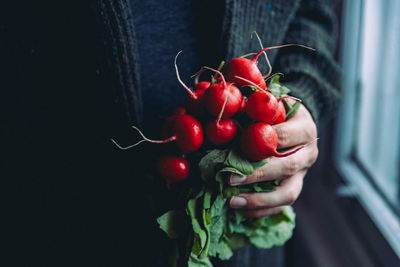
[228,104,318,218]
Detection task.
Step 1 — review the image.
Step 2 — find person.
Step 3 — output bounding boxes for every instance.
[1,0,340,266]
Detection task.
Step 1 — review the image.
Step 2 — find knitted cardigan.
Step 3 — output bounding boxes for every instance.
[93,0,341,128]
[1,0,341,265]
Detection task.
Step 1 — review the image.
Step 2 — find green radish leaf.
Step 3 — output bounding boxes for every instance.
[268,83,291,98]
[208,195,228,258]
[205,211,211,225]
[269,75,280,85]
[249,213,295,248]
[203,190,212,210]
[210,61,225,86]
[199,149,229,182]
[279,85,291,95]
[216,167,245,194]
[245,85,259,92]
[188,252,213,267]
[286,101,301,120]
[250,158,269,170]
[157,210,187,239]
[225,233,250,250]
[214,240,233,260]
[187,198,208,256]
[224,149,254,176]
[234,210,247,225]
[223,186,240,198]
[268,83,282,98]
[282,99,292,113]
[199,190,213,259]
[252,181,277,192]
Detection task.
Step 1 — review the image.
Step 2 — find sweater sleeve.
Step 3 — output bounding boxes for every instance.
[273,0,342,124]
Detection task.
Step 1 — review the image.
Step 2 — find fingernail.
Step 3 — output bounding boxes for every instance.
[230,196,247,208]
[230,174,247,185]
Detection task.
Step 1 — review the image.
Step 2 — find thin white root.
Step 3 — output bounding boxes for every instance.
[174,51,197,99]
[199,66,226,88]
[265,73,284,82]
[110,138,147,150]
[279,95,302,103]
[110,126,176,150]
[233,75,265,92]
[239,52,257,58]
[217,94,229,124]
[251,31,272,78]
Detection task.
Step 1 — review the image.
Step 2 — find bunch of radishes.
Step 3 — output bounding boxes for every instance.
[112,44,311,189]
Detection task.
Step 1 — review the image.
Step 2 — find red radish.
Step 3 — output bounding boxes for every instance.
[201,66,243,118]
[234,75,298,123]
[186,81,210,115]
[185,87,207,116]
[158,156,189,189]
[240,123,304,161]
[175,51,207,116]
[193,81,211,91]
[246,90,279,124]
[205,96,237,146]
[235,97,246,117]
[111,114,204,154]
[272,101,286,124]
[172,106,186,116]
[161,115,179,138]
[206,119,237,146]
[223,44,315,89]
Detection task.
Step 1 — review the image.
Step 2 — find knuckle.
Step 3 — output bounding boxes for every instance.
[247,195,265,209]
[253,168,265,183]
[285,188,298,205]
[275,127,290,146]
[284,157,299,176]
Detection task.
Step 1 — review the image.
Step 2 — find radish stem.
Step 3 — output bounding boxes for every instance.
[216,95,229,127]
[251,44,315,63]
[174,51,197,99]
[234,75,267,93]
[251,31,272,78]
[111,126,177,150]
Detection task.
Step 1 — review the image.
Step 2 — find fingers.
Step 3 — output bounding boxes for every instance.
[229,169,305,210]
[229,143,318,185]
[273,104,317,149]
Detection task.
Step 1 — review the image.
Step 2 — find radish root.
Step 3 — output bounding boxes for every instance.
[195,66,227,88]
[217,95,229,126]
[251,31,272,78]
[239,52,257,58]
[234,75,266,92]
[175,51,197,99]
[277,95,302,103]
[111,126,177,150]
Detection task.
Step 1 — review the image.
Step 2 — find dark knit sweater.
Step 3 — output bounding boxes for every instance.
[92,0,341,129]
[1,0,341,265]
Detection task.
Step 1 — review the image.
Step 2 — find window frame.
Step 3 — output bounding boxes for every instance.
[334,0,400,258]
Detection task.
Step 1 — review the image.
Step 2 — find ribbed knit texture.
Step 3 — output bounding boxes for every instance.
[93,0,341,127]
[95,0,143,126]
[273,0,342,123]
[221,0,341,125]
